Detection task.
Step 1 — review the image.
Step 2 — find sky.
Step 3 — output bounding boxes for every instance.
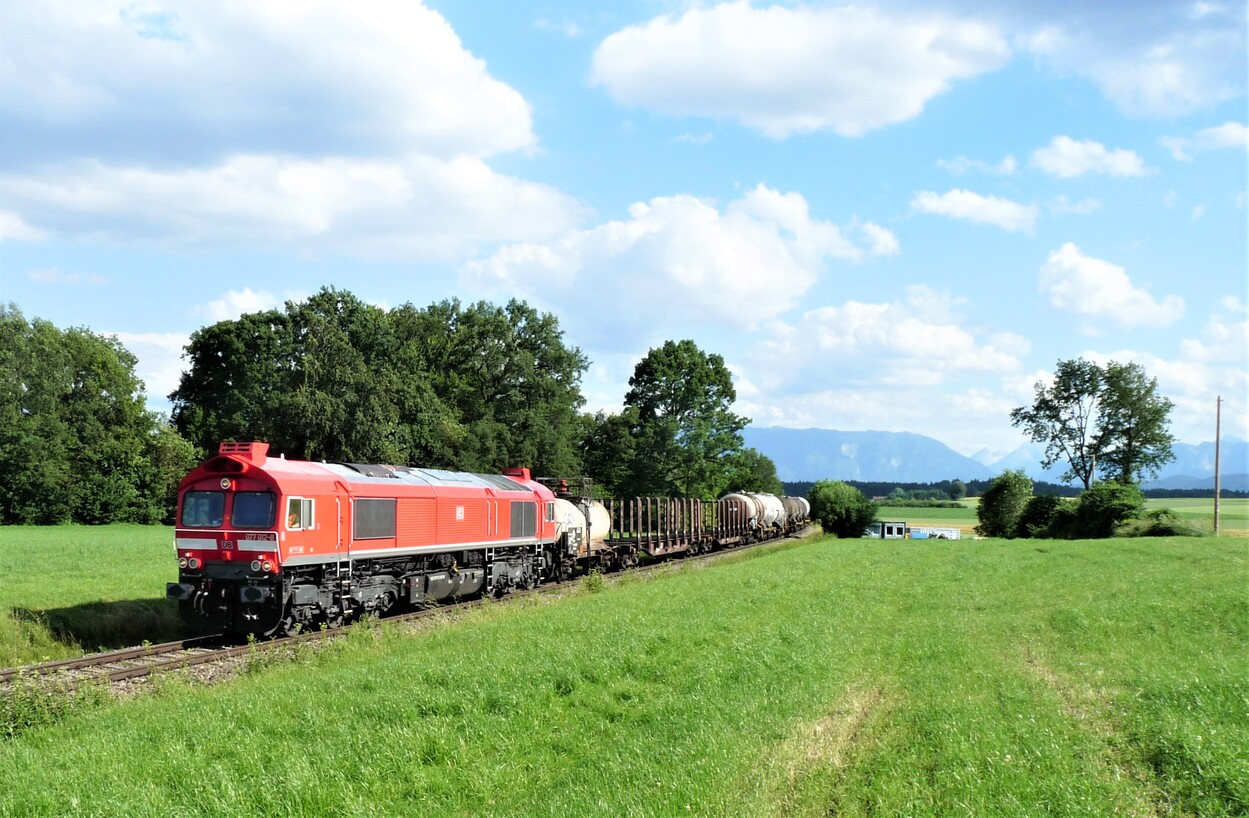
[1,0,1246,461]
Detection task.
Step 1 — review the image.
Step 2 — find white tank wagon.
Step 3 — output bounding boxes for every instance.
[754,493,786,529]
[552,496,611,557]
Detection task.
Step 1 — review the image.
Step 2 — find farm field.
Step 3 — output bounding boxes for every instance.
[3,532,1246,816]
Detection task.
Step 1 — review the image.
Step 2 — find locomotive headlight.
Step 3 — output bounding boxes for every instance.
[250,560,262,572]
[187,557,200,569]
[262,560,273,573]
[178,557,188,569]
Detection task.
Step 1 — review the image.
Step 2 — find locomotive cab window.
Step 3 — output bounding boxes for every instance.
[232,491,276,529]
[181,491,225,528]
[545,501,555,522]
[286,497,314,530]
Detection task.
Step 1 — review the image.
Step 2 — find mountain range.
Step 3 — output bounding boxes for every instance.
[743,427,1249,491]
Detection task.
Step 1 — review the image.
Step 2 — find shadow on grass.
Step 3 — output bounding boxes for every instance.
[12,598,208,654]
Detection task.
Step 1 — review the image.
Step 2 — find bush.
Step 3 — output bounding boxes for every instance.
[1014,494,1067,538]
[807,480,878,538]
[1071,481,1145,538]
[976,470,1033,538]
[1115,508,1208,538]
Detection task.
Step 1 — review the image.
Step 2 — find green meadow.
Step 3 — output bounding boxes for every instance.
[2,530,1245,817]
[0,526,186,669]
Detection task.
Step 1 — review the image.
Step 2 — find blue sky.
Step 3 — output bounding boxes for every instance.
[1,0,1245,461]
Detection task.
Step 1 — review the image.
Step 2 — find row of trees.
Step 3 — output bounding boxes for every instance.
[3,291,778,524]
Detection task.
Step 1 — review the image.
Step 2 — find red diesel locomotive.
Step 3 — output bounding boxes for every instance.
[166,442,568,636]
[168,442,809,636]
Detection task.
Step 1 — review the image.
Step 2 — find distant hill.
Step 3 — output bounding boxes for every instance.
[745,426,1249,490]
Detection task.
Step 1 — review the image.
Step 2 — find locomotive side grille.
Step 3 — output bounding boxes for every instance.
[509,501,536,538]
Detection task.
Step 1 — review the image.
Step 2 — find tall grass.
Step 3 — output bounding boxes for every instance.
[1,535,1244,817]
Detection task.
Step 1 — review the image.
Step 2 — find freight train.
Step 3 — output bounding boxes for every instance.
[167,442,809,636]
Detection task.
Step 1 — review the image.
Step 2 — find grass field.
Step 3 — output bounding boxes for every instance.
[2,530,1245,816]
[0,525,186,668]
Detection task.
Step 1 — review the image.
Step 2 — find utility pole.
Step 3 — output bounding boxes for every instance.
[1213,396,1222,535]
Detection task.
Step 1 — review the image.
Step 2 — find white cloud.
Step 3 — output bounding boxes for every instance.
[1,154,586,260]
[589,2,1010,137]
[1,1,535,164]
[1049,195,1102,215]
[0,210,47,241]
[26,267,107,286]
[747,288,1026,407]
[193,288,285,323]
[937,155,1017,175]
[105,331,190,406]
[1019,22,1245,117]
[464,185,893,343]
[1030,136,1148,178]
[0,1,584,259]
[910,189,1037,232]
[795,288,1025,374]
[1039,243,1185,328]
[534,17,583,38]
[1161,121,1249,160]
[1180,299,1249,363]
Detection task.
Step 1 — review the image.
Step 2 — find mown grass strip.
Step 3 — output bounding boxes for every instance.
[0,536,1245,817]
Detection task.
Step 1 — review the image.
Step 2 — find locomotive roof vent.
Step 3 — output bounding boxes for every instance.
[218,441,269,465]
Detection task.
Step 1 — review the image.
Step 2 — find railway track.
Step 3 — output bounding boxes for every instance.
[2,527,812,694]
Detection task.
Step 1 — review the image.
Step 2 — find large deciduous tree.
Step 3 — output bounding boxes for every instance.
[621,340,748,498]
[0,304,197,524]
[1095,361,1176,484]
[1009,358,1174,489]
[172,289,588,476]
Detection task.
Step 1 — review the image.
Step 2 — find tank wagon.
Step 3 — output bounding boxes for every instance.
[168,442,810,636]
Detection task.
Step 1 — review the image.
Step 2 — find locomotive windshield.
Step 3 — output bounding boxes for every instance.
[181,491,225,528]
[233,491,276,529]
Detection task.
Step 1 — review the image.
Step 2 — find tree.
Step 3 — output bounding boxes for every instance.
[1010,358,1174,490]
[0,304,195,524]
[807,480,877,538]
[976,470,1033,538]
[948,479,967,501]
[173,289,588,476]
[721,447,783,495]
[621,340,748,498]
[1010,359,1103,489]
[1096,361,1176,484]
[580,408,639,497]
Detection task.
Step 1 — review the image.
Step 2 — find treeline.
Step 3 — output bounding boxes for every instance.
[1,306,197,524]
[2,290,780,525]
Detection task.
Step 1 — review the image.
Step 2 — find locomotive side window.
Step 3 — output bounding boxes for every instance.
[233,491,276,529]
[545,501,555,522]
[181,491,225,528]
[286,497,314,530]
[354,498,397,540]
